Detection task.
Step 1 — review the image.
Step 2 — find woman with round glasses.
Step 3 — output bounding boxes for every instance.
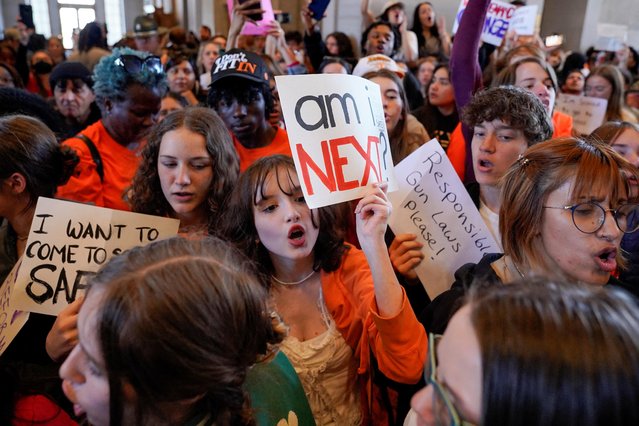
[408,279,639,425]
[423,137,639,334]
[57,47,167,211]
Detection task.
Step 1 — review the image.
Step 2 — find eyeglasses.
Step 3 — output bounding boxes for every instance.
[114,54,163,75]
[425,334,475,426]
[543,202,639,234]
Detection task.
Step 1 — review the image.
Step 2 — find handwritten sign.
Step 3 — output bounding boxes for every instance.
[275,74,397,209]
[12,198,179,316]
[509,5,538,36]
[555,93,608,135]
[388,140,499,299]
[0,259,29,356]
[226,0,276,36]
[452,0,517,46]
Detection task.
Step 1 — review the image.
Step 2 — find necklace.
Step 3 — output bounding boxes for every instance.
[271,269,316,286]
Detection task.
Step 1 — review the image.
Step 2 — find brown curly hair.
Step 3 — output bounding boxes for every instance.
[462,85,553,145]
[129,107,239,233]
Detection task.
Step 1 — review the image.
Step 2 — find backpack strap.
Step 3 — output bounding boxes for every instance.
[74,133,103,183]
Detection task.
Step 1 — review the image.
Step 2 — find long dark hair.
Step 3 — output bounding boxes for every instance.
[411,2,440,44]
[326,31,355,59]
[0,114,77,210]
[220,155,347,287]
[469,279,639,425]
[78,22,107,53]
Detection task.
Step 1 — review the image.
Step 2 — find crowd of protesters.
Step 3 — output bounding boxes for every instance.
[2,0,639,425]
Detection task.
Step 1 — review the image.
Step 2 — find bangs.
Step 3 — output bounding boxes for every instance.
[252,163,299,205]
[548,140,628,207]
[566,142,629,205]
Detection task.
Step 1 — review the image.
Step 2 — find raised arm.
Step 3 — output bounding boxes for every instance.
[449,0,491,182]
[226,0,264,50]
[354,182,404,316]
[361,0,376,29]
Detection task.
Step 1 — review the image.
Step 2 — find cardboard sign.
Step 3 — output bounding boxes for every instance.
[0,259,29,356]
[509,5,538,36]
[12,198,179,316]
[453,0,517,46]
[275,74,397,209]
[555,93,608,135]
[388,140,499,299]
[226,0,276,36]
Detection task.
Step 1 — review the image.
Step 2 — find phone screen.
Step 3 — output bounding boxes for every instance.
[545,35,564,48]
[274,12,290,24]
[238,0,263,22]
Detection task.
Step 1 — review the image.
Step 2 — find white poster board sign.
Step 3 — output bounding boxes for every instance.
[509,5,538,36]
[388,140,499,299]
[12,198,180,316]
[226,0,275,36]
[595,23,628,52]
[276,74,397,209]
[0,259,29,356]
[555,93,608,135]
[452,0,517,46]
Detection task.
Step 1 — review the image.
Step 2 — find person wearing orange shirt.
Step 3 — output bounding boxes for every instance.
[56,48,166,211]
[207,49,292,172]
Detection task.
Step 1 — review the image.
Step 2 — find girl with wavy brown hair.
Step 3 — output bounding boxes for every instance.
[221,155,427,425]
[129,107,239,235]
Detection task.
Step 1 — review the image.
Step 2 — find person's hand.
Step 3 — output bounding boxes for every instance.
[300,1,316,35]
[399,15,408,33]
[46,296,83,362]
[436,16,448,36]
[355,182,391,248]
[265,19,284,40]
[389,234,424,280]
[229,0,264,37]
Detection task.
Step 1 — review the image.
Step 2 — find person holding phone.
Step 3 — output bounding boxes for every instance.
[226,0,265,51]
[301,1,357,72]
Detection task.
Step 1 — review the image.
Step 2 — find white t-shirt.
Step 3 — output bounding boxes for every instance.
[479,200,503,251]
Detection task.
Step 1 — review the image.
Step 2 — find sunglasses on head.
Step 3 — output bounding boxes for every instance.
[114,54,163,75]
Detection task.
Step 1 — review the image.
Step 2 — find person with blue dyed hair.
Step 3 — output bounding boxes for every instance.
[57,47,167,211]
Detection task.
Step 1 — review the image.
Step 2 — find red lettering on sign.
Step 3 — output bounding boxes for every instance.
[295,134,384,195]
[296,141,336,195]
[330,137,358,191]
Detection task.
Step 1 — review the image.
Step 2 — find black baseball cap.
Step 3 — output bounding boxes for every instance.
[210,49,269,87]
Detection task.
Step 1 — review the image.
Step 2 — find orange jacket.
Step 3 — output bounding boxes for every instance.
[552,110,574,138]
[321,245,427,423]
